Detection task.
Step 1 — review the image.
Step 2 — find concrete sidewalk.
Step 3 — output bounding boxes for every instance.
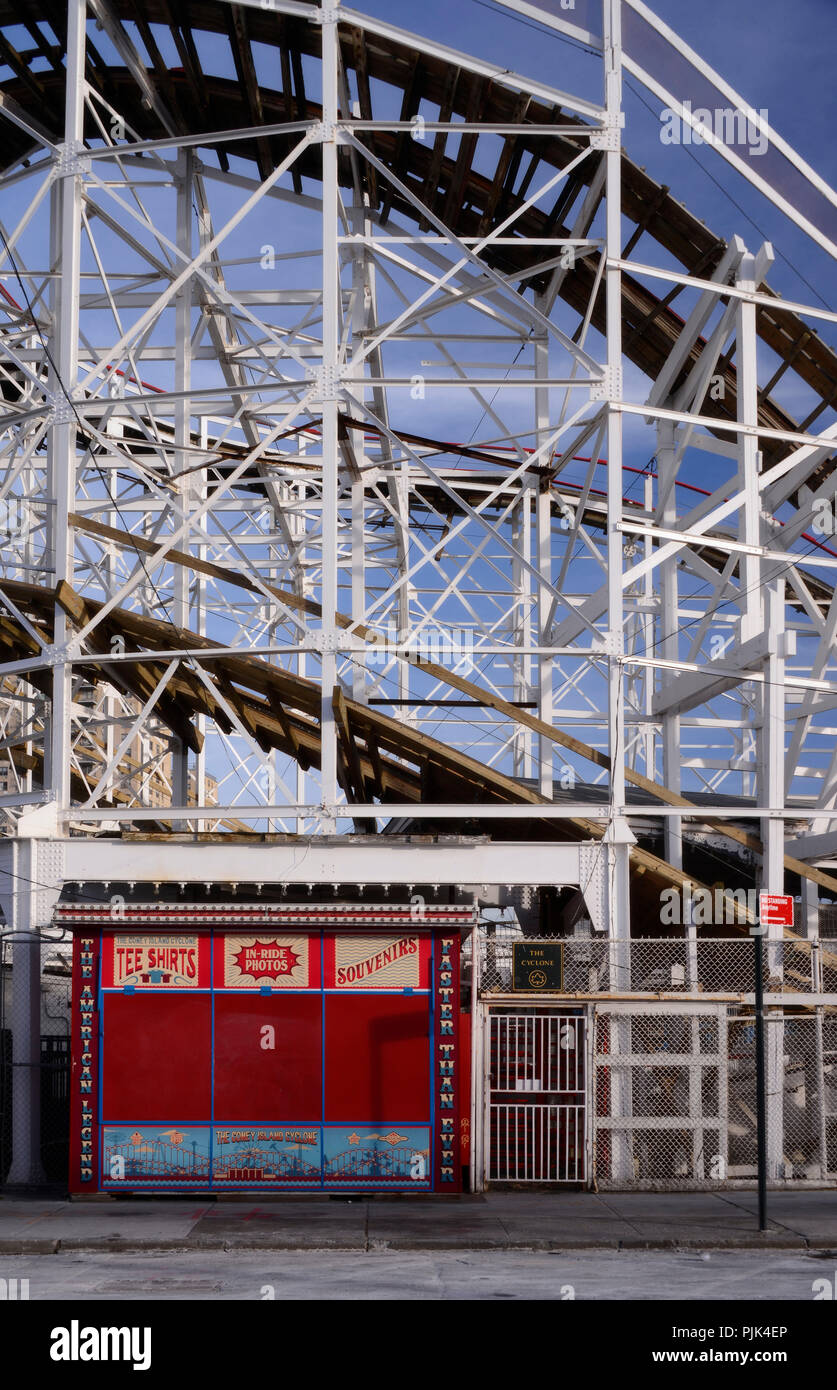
[1,1190,837,1254]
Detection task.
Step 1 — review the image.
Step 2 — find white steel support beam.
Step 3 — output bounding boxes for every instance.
[737,248,773,646]
[604,0,631,935]
[736,246,769,808]
[0,835,597,890]
[651,630,773,718]
[535,290,553,799]
[785,832,837,863]
[763,580,787,900]
[48,0,86,821]
[319,2,341,823]
[657,420,682,871]
[173,149,194,807]
[646,238,746,412]
[603,0,633,1189]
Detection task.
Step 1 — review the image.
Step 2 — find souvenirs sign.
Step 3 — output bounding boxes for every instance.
[333,934,421,988]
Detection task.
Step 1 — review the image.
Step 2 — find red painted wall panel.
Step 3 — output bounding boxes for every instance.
[214,994,322,1121]
[101,994,212,1120]
[324,995,430,1122]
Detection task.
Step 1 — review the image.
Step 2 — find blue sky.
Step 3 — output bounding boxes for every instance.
[350,0,837,309]
[355,0,837,177]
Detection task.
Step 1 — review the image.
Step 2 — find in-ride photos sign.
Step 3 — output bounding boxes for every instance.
[223,935,310,987]
[512,942,563,992]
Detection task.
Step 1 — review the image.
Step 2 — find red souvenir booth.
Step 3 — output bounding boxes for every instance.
[60,901,473,1195]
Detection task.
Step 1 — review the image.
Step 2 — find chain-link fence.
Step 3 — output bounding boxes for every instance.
[3,927,835,1193]
[475,931,833,996]
[817,904,837,938]
[728,1013,837,1184]
[592,1007,726,1190]
[592,1007,837,1190]
[0,936,72,1187]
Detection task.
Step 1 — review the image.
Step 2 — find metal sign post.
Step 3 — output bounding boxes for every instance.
[753,926,767,1233]
[753,894,792,1232]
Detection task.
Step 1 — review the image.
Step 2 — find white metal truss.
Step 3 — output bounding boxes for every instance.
[0,0,834,907]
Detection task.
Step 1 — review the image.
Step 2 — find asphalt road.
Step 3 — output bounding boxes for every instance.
[1,1248,835,1299]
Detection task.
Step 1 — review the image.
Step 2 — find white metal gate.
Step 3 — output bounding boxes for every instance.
[592,1003,728,1189]
[486,1011,586,1182]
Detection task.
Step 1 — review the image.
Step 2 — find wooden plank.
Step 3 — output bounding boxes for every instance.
[132,10,186,131]
[56,524,837,898]
[226,4,273,182]
[380,52,423,223]
[478,90,530,235]
[277,17,301,194]
[620,182,669,259]
[350,26,377,206]
[419,64,458,231]
[442,73,487,229]
[0,30,46,104]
